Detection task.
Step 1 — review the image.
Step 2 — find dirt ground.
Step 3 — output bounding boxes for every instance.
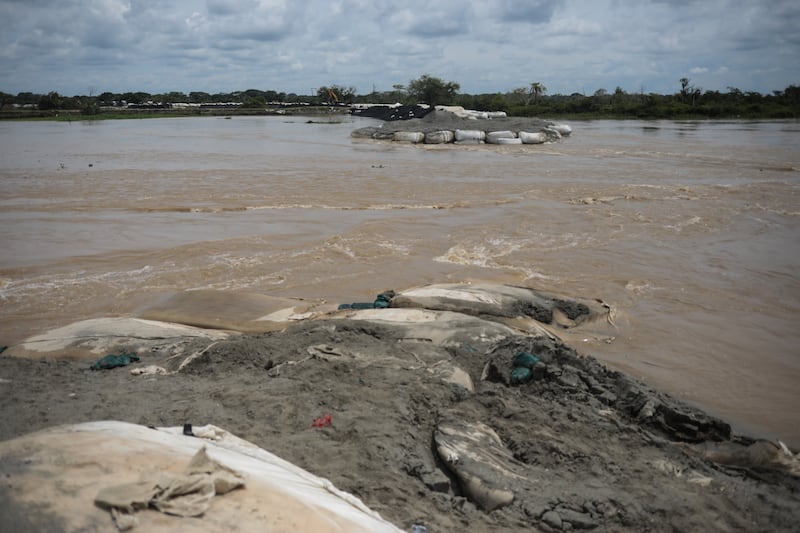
[1,315,798,532]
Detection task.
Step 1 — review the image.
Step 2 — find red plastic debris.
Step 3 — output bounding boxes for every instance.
[311,414,332,428]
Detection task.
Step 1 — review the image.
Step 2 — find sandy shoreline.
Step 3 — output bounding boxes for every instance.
[1,283,798,531]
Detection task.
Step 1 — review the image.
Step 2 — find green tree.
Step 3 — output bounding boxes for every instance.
[679,77,693,103]
[38,91,62,110]
[407,74,460,106]
[391,84,406,101]
[510,87,531,106]
[529,82,547,103]
[317,85,357,104]
[189,91,211,103]
[783,85,800,104]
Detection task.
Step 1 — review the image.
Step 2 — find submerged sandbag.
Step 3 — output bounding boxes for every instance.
[0,421,403,532]
[138,290,326,333]
[424,130,455,144]
[392,131,425,143]
[485,131,516,144]
[519,131,547,144]
[454,129,485,143]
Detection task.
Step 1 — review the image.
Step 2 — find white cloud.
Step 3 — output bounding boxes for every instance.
[0,0,798,95]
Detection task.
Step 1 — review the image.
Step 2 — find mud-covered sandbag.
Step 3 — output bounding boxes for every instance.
[424,130,455,144]
[434,417,520,511]
[392,131,425,143]
[388,283,616,343]
[485,131,516,144]
[333,307,520,347]
[519,131,547,144]
[454,129,486,143]
[4,317,230,360]
[495,137,522,145]
[0,421,403,532]
[542,127,563,141]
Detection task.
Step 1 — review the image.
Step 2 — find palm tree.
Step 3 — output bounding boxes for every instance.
[529,82,547,103]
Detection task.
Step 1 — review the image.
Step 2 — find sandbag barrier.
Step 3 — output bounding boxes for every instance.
[386,125,571,145]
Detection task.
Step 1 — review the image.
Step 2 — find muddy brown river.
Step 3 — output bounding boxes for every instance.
[1,115,798,446]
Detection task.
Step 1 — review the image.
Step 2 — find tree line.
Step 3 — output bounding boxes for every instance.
[2,75,799,119]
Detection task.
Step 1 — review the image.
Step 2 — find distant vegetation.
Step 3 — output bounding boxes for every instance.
[2,75,799,120]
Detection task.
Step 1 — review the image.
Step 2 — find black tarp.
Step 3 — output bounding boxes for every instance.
[350,105,433,121]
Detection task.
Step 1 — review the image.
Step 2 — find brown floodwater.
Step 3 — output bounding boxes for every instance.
[1,116,799,446]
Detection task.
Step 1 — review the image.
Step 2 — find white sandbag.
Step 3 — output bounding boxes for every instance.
[435,105,465,114]
[0,421,403,532]
[485,131,516,144]
[392,131,425,143]
[454,129,485,143]
[519,131,547,144]
[551,124,572,136]
[495,137,523,145]
[465,111,489,120]
[485,111,507,118]
[424,130,455,144]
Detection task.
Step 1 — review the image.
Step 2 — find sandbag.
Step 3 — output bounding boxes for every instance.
[519,131,546,144]
[139,290,327,333]
[485,131,516,144]
[551,124,572,136]
[392,131,425,143]
[424,130,455,144]
[0,421,403,532]
[4,317,230,360]
[465,111,488,120]
[542,127,563,141]
[454,129,485,143]
[495,137,522,145]
[334,307,520,347]
[485,111,507,118]
[434,417,519,511]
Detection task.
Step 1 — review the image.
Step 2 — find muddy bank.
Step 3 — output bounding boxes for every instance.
[1,284,798,531]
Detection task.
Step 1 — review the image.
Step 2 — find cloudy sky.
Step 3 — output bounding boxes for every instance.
[1,0,798,97]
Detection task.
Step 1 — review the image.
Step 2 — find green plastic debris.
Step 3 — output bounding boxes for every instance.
[513,352,540,369]
[90,353,140,371]
[373,290,395,308]
[338,290,395,310]
[510,366,533,385]
[338,302,374,310]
